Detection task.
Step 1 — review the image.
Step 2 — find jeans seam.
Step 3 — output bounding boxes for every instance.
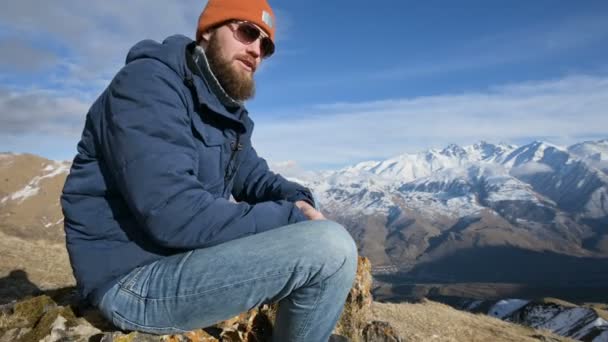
[296,276,326,339]
[165,270,298,300]
[295,256,349,339]
[119,267,303,301]
[121,266,145,292]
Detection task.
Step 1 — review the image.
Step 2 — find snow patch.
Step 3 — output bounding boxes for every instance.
[466,300,484,311]
[488,299,530,319]
[7,185,40,203]
[584,187,608,218]
[537,307,591,335]
[572,316,608,340]
[485,177,538,203]
[5,161,71,204]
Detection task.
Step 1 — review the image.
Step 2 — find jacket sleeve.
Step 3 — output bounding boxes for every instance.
[231,145,317,208]
[99,59,306,250]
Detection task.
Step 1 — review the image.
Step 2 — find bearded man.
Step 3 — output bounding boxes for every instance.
[60,0,358,341]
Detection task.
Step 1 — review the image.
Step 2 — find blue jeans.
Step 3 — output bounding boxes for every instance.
[97,220,358,341]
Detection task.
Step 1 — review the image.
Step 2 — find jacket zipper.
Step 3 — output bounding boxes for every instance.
[183,73,244,186]
[224,133,242,183]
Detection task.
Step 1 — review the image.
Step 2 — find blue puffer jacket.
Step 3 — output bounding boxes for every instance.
[61,35,314,305]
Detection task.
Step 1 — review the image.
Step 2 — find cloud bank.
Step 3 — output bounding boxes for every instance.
[252,74,608,169]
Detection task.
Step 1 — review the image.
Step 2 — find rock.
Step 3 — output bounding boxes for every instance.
[329,334,351,341]
[19,305,78,341]
[100,331,164,342]
[362,321,402,342]
[4,295,57,329]
[0,295,102,342]
[333,256,374,341]
[0,328,30,342]
[39,314,69,342]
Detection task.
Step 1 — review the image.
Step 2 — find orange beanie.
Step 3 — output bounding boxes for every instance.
[196,0,275,43]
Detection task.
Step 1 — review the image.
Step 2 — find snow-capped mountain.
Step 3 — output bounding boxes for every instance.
[310,140,607,219]
[569,139,608,174]
[322,141,516,187]
[295,139,608,289]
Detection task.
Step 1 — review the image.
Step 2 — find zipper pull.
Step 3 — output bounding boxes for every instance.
[230,134,243,151]
[184,75,194,89]
[230,141,243,151]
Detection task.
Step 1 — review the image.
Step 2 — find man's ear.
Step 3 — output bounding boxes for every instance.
[201,30,212,42]
[198,30,212,49]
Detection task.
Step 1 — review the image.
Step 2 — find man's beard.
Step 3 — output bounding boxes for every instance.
[206,34,255,102]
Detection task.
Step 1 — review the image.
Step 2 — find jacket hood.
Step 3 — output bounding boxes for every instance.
[124,34,248,130]
[126,34,193,81]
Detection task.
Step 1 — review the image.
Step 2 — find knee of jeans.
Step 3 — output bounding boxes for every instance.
[309,220,358,269]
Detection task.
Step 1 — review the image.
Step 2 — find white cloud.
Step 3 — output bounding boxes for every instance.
[0,1,296,88]
[268,160,316,181]
[0,1,206,141]
[252,74,608,169]
[2,72,606,170]
[510,162,554,177]
[0,87,89,136]
[0,1,203,90]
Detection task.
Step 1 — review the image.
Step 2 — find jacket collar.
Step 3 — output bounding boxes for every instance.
[192,45,242,109]
[185,42,248,132]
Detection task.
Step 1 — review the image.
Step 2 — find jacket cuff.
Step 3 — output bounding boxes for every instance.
[286,188,317,209]
[288,202,308,223]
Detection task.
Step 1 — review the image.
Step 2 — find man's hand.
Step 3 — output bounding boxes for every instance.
[295,200,326,221]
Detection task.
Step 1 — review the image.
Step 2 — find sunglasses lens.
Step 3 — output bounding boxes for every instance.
[236,23,260,44]
[260,38,275,58]
[234,22,275,58]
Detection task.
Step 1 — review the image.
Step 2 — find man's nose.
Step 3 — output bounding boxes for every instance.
[245,39,262,59]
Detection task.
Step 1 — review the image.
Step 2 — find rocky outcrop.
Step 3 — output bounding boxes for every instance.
[0,257,402,342]
[0,295,101,342]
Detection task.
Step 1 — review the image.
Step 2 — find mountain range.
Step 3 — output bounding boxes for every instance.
[294,139,608,303]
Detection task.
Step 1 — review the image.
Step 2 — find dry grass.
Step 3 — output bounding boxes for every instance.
[0,231,74,297]
[372,299,574,342]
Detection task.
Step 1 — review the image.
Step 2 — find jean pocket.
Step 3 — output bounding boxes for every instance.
[119,266,146,294]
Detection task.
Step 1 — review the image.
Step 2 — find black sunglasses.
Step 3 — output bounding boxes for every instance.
[228,20,275,59]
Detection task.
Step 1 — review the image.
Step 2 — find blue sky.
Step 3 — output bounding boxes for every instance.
[1,1,607,171]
